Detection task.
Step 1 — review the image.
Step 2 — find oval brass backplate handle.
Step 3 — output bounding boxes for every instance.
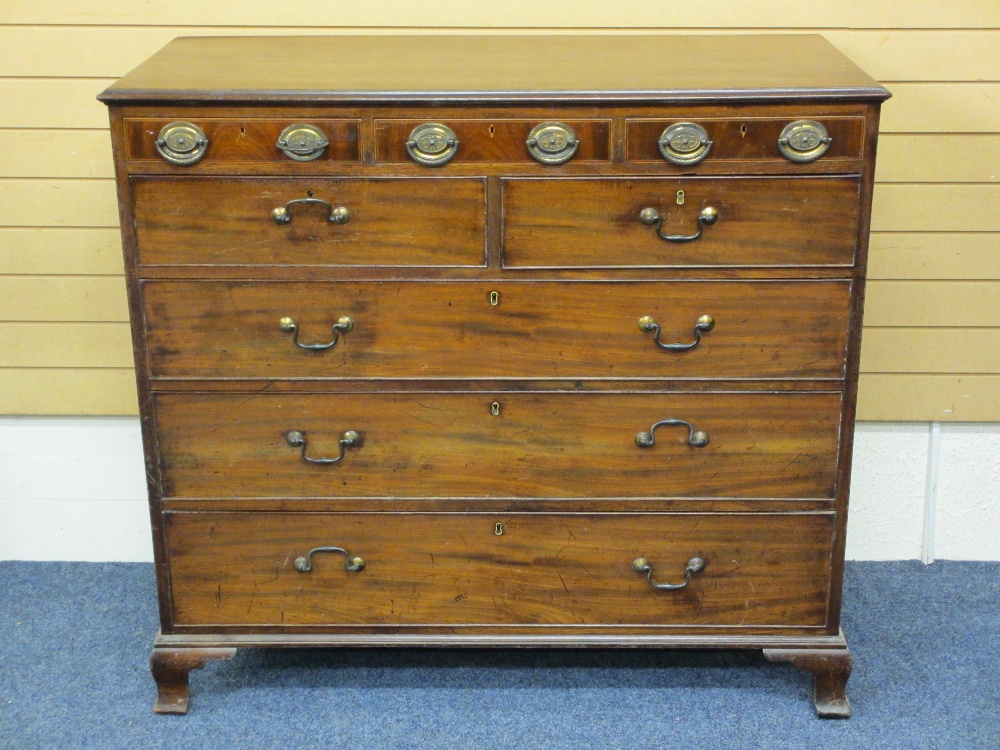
[632,557,706,590]
[279,316,353,351]
[639,206,719,242]
[638,314,715,351]
[294,546,365,573]
[272,197,350,225]
[635,419,709,448]
[286,429,362,465]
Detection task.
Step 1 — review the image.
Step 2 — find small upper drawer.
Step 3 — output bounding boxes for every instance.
[502,176,860,268]
[626,117,864,165]
[131,176,486,267]
[375,119,611,165]
[125,119,361,164]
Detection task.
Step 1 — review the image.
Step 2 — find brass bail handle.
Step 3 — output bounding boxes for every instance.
[272,196,351,225]
[635,418,709,448]
[638,314,715,351]
[639,205,719,243]
[294,546,365,573]
[632,557,706,591]
[286,430,362,465]
[279,316,353,351]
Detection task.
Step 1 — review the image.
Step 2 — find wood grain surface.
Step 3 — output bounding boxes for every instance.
[502,176,861,267]
[141,279,851,380]
[132,176,486,266]
[153,391,843,499]
[164,511,835,627]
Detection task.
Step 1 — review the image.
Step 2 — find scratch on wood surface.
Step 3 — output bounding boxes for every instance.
[555,568,570,595]
[398,409,446,431]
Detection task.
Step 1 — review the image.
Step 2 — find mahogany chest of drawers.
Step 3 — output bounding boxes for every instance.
[99,34,889,717]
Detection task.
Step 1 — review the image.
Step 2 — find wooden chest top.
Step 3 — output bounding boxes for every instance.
[98,34,889,104]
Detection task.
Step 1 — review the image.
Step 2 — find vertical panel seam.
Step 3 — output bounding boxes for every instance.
[922,421,940,564]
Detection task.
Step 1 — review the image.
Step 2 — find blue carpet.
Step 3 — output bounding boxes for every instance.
[0,561,998,749]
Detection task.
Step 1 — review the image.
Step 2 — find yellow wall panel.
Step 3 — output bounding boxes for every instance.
[861,328,1000,373]
[0,229,124,275]
[858,375,1000,421]
[868,233,1000,280]
[865,281,1000,327]
[880,84,1000,134]
[0,180,119,228]
[0,277,128,322]
[826,30,1000,82]
[0,79,113,129]
[849,2,1000,30]
[0,323,133,367]
[5,0,999,29]
[876,135,1000,183]
[0,2,846,28]
[871,185,1000,232]
[0,130,114,179]
[0,368,137,415]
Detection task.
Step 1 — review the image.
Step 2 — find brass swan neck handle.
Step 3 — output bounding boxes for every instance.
[635,419,709,448]
[632,557,706,591]
[285,430,362,465]
[279,316,353,352]
[638,314,715,351]
[294,546,365,573]
[639,206,719,242]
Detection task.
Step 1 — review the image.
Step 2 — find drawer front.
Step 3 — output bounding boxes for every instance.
[502,176,860,267]
[165,511,833,627]
[375,119,611,163]
[625,117,864,164]
[154,391,842,499]
[144,280,850,380]
[125,118,361,163]
[132,176,486,267]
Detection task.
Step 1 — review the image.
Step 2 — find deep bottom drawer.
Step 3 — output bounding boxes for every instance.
[166,512,834,628]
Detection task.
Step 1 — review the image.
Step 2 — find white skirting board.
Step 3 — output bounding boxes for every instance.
[1,417,998,562]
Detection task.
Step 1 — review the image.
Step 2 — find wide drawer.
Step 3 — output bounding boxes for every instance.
[165,511,834,627]
[143,280,851,380]
[502,176,860,267]
[154,391,842,499]
[131,176,486,266]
